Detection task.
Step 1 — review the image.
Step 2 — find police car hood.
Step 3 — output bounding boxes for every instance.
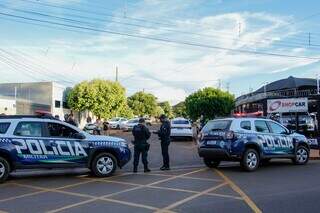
[291,132,307,140]
[85,134,125,142]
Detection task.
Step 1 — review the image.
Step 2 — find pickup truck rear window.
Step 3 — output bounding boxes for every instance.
[0,123,10,134]
[202,120,231,133]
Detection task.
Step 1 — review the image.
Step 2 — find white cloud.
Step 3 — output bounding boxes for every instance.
[1,0,319,104]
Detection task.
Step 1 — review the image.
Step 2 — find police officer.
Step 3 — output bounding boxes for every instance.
[132,118,151,173]
[157,114,171,170]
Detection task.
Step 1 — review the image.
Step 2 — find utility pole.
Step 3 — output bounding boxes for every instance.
[115,66,119,82]
[226,82,230,92]
[309,32,311,46]
[218,79,222,89]
[317,74,319,94]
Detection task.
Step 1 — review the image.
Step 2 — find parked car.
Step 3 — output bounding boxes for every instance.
[170,118,193,140]
[0,115,131,183]
[122,118,139,131]
[108,117,127,129]
[280,112,316,133]
[198,117,310,172]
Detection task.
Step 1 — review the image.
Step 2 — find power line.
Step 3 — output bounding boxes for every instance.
[4,5,320,50]
[0,49,75,83]
[0,12,319,60]
[15,0,320,44]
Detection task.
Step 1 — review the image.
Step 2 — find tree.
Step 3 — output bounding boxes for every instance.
[159,101,173,118]
[185,87,235,121]
[173,101,188,118]
[127,91,158,117]
[67,79,132,119]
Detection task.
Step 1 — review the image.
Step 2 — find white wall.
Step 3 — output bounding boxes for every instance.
[0,99,16,115]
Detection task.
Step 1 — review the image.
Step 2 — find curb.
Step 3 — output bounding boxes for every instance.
[310,157,320,160]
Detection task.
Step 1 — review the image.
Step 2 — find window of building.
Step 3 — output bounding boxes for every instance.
[62,102,69,109]
[254,120,270,133]
[47,122,78,138]
[240,121,251,130]
[14,122,43,137]
[55,100,61,108]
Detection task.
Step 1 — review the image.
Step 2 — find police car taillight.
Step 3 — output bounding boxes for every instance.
[225,131,235,140]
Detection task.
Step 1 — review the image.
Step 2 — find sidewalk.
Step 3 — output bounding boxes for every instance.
[310,149,320,160]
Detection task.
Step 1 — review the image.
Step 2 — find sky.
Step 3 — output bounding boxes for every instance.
[0,0,320,104]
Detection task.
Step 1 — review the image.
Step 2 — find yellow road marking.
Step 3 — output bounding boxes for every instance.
[130,172,222,182]
[157,182,227,212]
[46,198,97,213]
[0,190,47,202]
[214,169,262,213]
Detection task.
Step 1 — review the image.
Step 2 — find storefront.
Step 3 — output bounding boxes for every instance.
[235,76,320,135]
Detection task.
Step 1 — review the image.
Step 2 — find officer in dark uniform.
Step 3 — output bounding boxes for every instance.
[132,118,151,173]
[157,114,171,170]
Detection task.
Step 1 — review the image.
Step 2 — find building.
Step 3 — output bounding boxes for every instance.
[235,76,320,133]
[0,81,75,118]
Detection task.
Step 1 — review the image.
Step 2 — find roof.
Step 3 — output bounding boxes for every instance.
[255,76,317,93]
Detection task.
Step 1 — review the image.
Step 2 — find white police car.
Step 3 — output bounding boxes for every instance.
[198,117,310,171]
[0,115,131,183]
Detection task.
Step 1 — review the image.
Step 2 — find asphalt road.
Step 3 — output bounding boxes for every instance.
[1,125,320,213]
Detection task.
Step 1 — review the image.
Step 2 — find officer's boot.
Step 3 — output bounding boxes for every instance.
[144,165,151,173]
[133,166,138,173]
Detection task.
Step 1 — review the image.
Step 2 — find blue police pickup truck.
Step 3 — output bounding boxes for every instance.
[0,115,131,183]
[198,117,310,171]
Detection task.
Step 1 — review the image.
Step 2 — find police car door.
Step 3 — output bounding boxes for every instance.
[44,122,89,165]
[12,121,47,166]
[267,121,294,155]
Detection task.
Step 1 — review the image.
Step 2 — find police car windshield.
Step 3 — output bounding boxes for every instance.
[202,120,231,133]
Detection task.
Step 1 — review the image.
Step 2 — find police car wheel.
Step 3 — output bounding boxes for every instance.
[293,146,309,165]
[241,149,260,172]
[91,153,117,177]
[0,157,10,183]
[203,159,220,168]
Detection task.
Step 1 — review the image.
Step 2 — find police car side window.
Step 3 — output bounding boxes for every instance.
[254,120,270,133]
[268,122,288,134]
[47,122,78,138]
[0,123,10,134]
[240,121,251,130]
[14,122,43,137]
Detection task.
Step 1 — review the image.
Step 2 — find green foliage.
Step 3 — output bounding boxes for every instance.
[185,87,235,121]
[173,101,188,118]
[159,101,173,118]
[67,79,132,119]
[127,91,158,117]
[155,106,165,117]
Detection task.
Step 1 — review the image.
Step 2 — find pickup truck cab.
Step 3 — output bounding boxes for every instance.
[0,115,131,183]
[198,117,309,171]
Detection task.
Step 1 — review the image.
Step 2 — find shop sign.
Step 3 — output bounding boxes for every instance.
[267,98,308,113]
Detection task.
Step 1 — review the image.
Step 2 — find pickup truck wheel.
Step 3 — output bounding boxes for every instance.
[91,153,117,177]
[0,157,10,183]
[292,146,309,165]
[241,149,260,172]
[203,159,220,168]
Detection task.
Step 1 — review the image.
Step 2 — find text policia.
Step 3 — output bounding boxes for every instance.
[13,139,88,157]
